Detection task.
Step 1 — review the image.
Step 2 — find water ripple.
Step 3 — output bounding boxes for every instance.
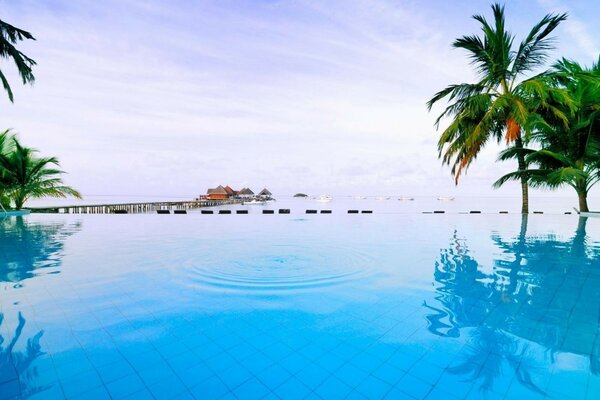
[177,243,374,293]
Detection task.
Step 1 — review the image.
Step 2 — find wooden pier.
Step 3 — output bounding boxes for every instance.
[27,199,243,214]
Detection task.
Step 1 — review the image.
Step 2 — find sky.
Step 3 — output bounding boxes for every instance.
[1,0,599,200]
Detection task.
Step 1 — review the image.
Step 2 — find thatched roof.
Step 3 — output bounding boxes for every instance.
[258,188,272,196]
[224,185,236,195]
[207,185,228,195]
[238,187,254,195]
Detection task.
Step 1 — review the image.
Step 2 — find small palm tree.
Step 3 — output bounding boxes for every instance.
[0,135,81,210]
[427,3,569,214]
[495,58,600,212]
[0,130,16,209]
[0,19,36,103]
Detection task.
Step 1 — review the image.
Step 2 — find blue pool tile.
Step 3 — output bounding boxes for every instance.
[171,390,196,400]
[228,342,259,361]
[295,362,330,390]
[239,351,274,373]
[60,369,104,398]
[147,374,188,399]
[262,342,294,363]
[95,358,137,384]
[315,352,346,373]
[256,363,293,390]
[137,359,177,386]
[371,362,406,386]
[395,373,433,399]
[232,377,271,400]
[349,351,385,373]
[434,371,474,397]
[157,340,192,359]
[87,347,125,369]
[299,343,327,361]
[314,375,353,399]
[121,388,156,400]
[354,375,393,399]
[333,362,369,388]
[0,380,21,399]
[272,377,312,400]
[189,375,230,399]
[66,385,110,400]
[125,349,165,372]
[407,360,445,386]
[219,365,253,390]
[176,361,214,388]
[0,363,18,384]
[344,390,369,400]
[279,351,311,375]
[191,341,223,360]
[386,350,421,371]
[168,350,204,373]
[424,387,461,399]
[105,373,146,399]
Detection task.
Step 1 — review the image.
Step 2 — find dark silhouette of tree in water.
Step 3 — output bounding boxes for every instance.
[423,216,600,395]
[0,312,48,398]
[0,216,81,284]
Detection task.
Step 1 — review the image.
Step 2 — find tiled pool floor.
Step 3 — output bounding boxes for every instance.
[1,214,599,399]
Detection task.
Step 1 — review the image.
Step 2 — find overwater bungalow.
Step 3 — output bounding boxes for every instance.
[206,185,229,200]
[238,188,254,199]
[257,188,272,199]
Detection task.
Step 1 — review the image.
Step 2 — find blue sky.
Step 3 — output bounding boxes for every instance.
[2,0,599,199]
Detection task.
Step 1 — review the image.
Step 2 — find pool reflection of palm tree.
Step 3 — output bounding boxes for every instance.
[424,216,600,394]
[0,312,48,398]
[0,216,81,284]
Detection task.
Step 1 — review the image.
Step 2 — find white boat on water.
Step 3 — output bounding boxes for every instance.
[243,199,267,205]
[437,196,455,201]
[317,195,332,203]
[398,196,414,201]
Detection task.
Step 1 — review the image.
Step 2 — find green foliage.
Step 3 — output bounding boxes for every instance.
[0,19,36,103]
[0,130,81,210]
[427,3,568,182]
[495,58,600,202]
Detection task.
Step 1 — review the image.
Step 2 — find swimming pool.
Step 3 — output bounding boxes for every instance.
[1,213,599,399]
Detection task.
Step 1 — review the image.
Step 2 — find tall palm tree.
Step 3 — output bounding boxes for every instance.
[0,19,36,102]
[427,3,569,213]
[495,58,600,212]
[0,137,81,210]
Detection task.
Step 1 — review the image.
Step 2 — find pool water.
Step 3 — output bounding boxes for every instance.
[1,213,599,399]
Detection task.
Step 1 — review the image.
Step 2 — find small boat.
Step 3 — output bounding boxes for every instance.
[437,196,455,201]
[316,195,332,203]
[398,196,414,201]
[353,195,367,200]
[243,199,267,205]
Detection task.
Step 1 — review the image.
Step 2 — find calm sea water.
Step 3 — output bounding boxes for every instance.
[1,213,599,399]
[24,195,600,215]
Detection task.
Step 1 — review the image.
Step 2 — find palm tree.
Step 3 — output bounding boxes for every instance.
[0,129,15,209]
[495,58,600,212]
[0,19,36,103]
[427,3,569,213]
[0,136,81,210]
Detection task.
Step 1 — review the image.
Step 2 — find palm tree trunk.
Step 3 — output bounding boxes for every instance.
[578,190,589,213]
[515,136,529,214]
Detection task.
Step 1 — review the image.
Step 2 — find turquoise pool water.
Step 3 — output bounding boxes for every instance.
[1,213,599,399]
